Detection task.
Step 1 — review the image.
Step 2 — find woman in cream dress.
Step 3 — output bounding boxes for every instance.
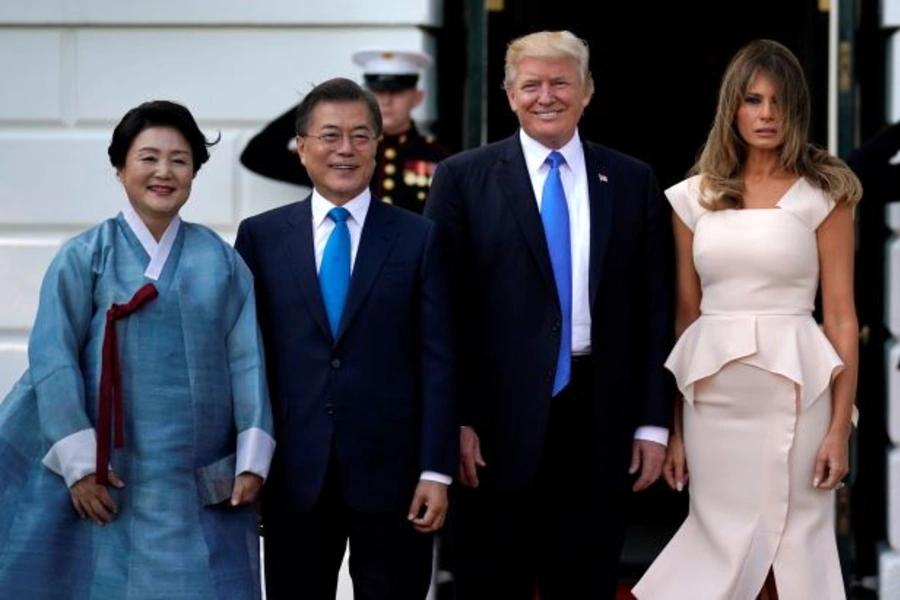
[632,40,861,599]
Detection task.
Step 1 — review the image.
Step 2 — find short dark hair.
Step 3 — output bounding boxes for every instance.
[107,100,219,175]
[294,77,383,138]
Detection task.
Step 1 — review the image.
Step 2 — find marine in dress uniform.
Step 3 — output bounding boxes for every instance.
[239,49,451,215]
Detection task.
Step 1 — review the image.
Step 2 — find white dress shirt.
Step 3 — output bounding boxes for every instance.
[311,189,370,272]
[519,130,668,447]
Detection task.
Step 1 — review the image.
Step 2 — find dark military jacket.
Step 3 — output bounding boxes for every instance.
[239,104,451,214]
[371,125,451,213]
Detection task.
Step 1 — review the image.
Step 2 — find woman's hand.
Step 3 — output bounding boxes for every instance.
[230,472,264,506]
[662,432,689,492]
[70,471,124,526]
[814,429,850,490]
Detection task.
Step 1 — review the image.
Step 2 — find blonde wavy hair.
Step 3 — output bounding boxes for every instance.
[693,39,861,210]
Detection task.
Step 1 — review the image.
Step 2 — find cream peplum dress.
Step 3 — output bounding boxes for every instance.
[632,175,851,600]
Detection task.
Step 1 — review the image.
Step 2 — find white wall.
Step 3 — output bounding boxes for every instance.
[0,6,443,597]
[880,0,900,593]
[0,2,442,394]
[0,1,442,26]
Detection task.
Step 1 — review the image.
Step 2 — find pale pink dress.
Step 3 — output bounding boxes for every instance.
[632,175,850,600]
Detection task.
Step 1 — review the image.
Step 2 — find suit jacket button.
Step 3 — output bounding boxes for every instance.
[552,320,561,333]
[330,358,341,369]
[325,403,335,415]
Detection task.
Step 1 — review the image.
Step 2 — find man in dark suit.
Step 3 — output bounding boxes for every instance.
[423,30,674,599]
[235,77,457,600]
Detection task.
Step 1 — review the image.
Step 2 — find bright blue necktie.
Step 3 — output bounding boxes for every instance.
[541,151,571,395]
[319,207,351,336]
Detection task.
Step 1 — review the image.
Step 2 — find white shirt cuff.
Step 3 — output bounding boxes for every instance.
[420,471,452,485]
[42,428,97,487]
[236,427,276,480]
[634,425,669,447]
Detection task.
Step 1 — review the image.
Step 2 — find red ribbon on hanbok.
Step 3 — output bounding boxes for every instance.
[95,283,159,484]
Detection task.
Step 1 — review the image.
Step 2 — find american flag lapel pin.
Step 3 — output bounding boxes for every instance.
[598,172,608,183]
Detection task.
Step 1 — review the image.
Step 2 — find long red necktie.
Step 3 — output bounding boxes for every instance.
[95,283,158,484]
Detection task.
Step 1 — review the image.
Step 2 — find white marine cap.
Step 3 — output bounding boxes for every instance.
[352,49,432,91]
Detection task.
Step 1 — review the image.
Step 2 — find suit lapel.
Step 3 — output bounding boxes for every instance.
[585,143,613,306]
[284,198,332,339]
[336,198,397,341]
[498,135,556,294]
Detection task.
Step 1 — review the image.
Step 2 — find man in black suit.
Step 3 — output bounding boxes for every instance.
[235,77,457,600]
[423,30,674,599]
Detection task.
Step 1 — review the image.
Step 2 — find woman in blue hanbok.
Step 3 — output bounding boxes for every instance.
[0,100,275,599]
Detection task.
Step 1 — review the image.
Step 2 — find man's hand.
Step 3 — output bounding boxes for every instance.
[70,471,125,526]
[629,439,666,492]
[231,472,264,507]
[407,480,449,533]
[459,426,486,488]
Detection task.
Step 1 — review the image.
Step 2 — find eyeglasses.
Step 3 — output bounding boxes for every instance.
[300,131,379,149]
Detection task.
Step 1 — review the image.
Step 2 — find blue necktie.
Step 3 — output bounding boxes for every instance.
[319,207,351,336]
[541,151,571,395]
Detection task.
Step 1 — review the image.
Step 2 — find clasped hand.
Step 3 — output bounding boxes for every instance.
[70,471,124,526]
[71,471,264,526]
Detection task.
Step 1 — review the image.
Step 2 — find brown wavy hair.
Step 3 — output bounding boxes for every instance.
[692,39,861,210]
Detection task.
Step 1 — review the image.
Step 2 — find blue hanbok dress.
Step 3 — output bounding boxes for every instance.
[0,210,275,599]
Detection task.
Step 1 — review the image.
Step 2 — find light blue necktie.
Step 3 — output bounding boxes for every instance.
[541,151,571,395]
[319,206,351,336]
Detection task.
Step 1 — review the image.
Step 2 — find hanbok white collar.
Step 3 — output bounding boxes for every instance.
[122,206,182,281]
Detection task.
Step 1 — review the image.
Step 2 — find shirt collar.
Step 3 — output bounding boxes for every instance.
[519,129,583,176]
[311,188,372,228]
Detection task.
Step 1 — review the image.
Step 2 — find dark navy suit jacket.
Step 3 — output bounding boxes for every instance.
[424,132,674,493]
[235,196,457,513]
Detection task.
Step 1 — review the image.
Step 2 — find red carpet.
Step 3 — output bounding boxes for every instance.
[618,584,638,600]
[534,584,636,599]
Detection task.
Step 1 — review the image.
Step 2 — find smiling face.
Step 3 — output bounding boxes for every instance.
[297,100,378,205]
[118,126,194,239]
[506,55,592,149]
[736,70,785,153]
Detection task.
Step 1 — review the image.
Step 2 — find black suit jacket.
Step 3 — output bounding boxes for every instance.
[424,132,674,492]
[235,197,457,513]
